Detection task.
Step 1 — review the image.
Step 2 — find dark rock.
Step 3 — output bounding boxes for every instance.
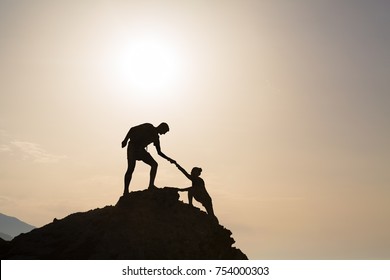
[1,187,247,260]
[0,237,11,254]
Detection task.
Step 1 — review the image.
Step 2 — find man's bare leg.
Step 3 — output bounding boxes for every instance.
[142,152,158,189]
[188,190,193,206]
[124,160,136,195]
[149,164,158,189]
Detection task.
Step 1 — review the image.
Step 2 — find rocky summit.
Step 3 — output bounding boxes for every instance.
[1,187,247,260]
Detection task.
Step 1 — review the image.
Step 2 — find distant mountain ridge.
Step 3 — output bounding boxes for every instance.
[0,213,35,239]
[0,231,13,241]
[1,187,247,259]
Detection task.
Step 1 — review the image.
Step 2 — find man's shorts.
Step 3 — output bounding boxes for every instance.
[127,143,150,160]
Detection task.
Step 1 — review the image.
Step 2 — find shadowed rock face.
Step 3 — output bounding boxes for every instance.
[1,187,247,260]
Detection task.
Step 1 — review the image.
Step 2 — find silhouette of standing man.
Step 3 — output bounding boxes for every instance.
[122,122,175,195]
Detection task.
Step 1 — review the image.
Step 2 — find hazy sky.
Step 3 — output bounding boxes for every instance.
[1,0,389,259]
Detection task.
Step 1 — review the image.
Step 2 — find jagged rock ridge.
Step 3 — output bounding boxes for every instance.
[1,187,247,259]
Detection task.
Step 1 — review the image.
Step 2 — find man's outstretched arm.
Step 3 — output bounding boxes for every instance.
[154,140,175,163]
[121,129,131,148]
[174,162,191,180]
[178,186,192,192]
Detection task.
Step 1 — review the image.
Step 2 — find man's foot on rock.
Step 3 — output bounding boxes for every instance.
[148,185,158,190]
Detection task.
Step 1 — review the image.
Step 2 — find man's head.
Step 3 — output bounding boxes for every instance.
[157,122,169,135]
[191,167,202,177]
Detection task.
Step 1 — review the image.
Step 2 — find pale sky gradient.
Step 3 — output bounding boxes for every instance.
[1,0,389,259]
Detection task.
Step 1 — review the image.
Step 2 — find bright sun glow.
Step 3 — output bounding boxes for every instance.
[113,36,182,93]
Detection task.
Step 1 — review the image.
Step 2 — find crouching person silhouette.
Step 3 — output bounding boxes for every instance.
[174,162,218,222]
[122,122,175,195]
